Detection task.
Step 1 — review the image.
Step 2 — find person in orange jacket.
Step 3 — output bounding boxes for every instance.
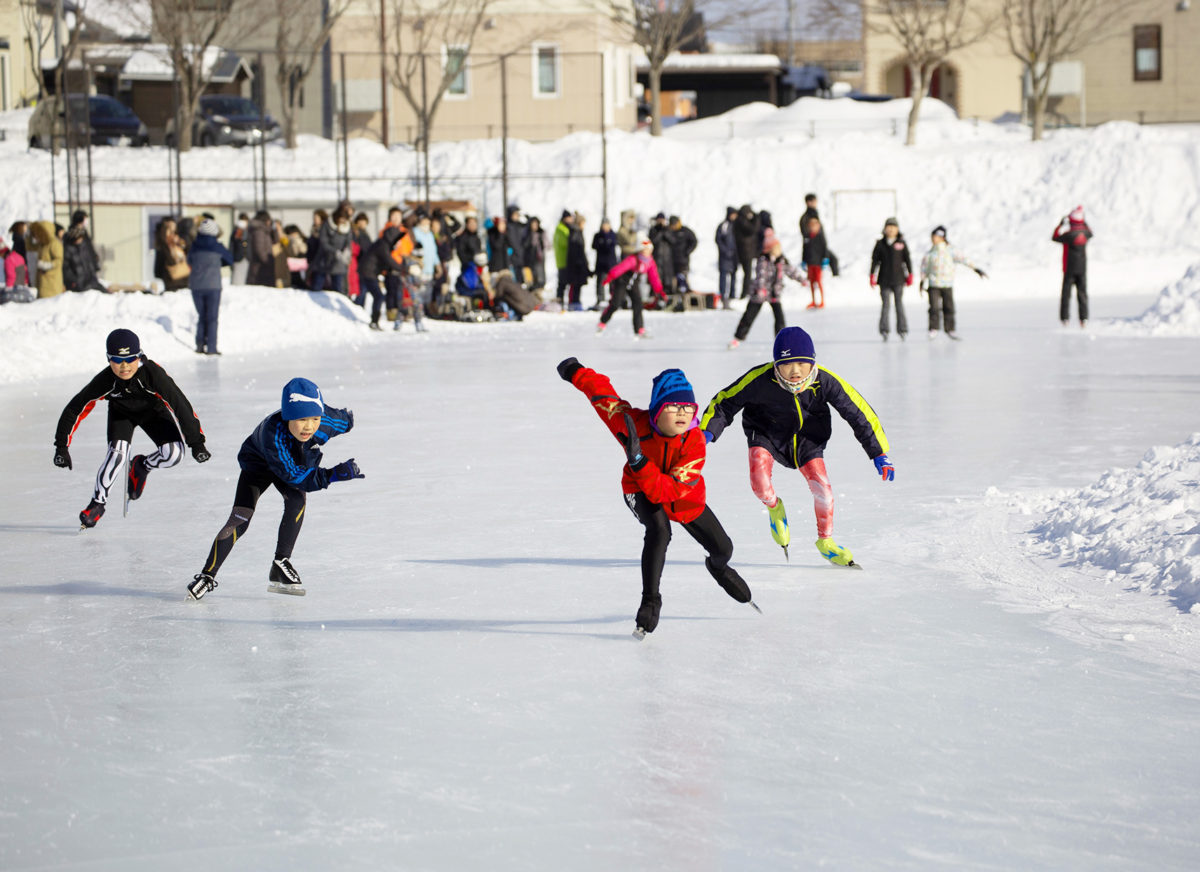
[557,358,759,636]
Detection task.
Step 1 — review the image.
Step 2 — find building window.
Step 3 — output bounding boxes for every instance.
[534,44,559,98]
[1133,25,1161,82]
[445,46,468,97]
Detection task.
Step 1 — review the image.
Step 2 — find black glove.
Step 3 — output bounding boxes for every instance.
[557,357,583,382]
[345,409,355,430]
[329,458,365,483]
[53,446,72,470]
[974,267,988,279]
[616,412,647,470]
[191,444,211,463]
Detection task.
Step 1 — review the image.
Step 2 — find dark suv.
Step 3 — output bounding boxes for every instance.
[28,95,150,149]
[166,95,282,147]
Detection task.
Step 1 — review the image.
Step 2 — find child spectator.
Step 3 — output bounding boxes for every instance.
[565,212,589,310]
[715,206,738,308]
[1053,205,1092,328]
[153,217,189,292]
[732,204,760,299]
[187,377,362,600]
[591,217,618,309]
[54,328,209,529]
[557,358,757,635]
[63,210,104,292]
[801,216,827,309]
[869,217,912,341]
[728,228,806,350]
[919,225,986,340]
[188,216,233,355]
[596,234,664,338]
[701,326,893,568]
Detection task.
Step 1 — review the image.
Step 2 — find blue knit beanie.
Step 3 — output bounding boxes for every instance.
[281,377,324,421]
[649,368,696,418]
[773,326,815,365]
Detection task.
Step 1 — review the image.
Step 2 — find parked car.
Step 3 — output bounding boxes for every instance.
[165,95,282,147]
[28,94,150,149]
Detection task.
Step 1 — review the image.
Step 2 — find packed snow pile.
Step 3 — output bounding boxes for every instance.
[1004,433,1200,612]
[1092,261,1200,337]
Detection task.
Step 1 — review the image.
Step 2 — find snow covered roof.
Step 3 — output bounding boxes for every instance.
[77,0,152,41]
[120,46,252,84]
[635,52,783,74]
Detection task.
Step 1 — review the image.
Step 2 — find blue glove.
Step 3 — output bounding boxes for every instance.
[329,458,364,483]
[873,454,895,482]
[703,429,714,444]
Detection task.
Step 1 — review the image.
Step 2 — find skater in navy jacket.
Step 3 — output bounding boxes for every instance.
[188,378,363,600]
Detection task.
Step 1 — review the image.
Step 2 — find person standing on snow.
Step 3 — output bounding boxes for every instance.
[53,329,209,529]
[1053,205,1092,328]
[553,210,573,305]
[701,326,893,569]
[557,358,758,636]
[591,217,618,310]
[870,217,913,341]
[668,215,697,294]
[732,204,760,299]
[919,225,986,340]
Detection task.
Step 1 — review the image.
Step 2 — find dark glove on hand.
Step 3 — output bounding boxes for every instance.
[975,267,988,278]
[53,446,72,470]
[191,444,211,463]
[329,458,365,483]
[346,409,355,430]
[616,412,646,470]
[556,357,583,382]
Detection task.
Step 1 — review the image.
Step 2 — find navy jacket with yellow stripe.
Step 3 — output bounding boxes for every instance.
[701,363,889,469]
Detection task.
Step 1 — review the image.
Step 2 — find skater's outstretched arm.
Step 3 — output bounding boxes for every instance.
[54,369,112,449]
[560,361,638,440]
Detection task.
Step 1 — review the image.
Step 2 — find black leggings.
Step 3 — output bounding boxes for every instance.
[734,299,785,341]
[625,492,750,603]
[1060,271,1088,322]
[202,469,307,577]
[599,273,644,332]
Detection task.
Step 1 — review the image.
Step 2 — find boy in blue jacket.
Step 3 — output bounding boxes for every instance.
[188,378,364,599]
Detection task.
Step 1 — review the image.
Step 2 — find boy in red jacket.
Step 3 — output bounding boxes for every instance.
[558,358,758,636]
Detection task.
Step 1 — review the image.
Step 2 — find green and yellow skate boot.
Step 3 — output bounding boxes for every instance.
[815,537,860,569]
[768,498,790,559]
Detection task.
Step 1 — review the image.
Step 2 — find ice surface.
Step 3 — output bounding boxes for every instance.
[2,292,1199,870]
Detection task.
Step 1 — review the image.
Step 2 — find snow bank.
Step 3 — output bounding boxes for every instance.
[1092,261,1200,337]
[1002,433,1200,613]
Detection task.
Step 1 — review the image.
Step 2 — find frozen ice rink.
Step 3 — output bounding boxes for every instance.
[2,296,1199,870]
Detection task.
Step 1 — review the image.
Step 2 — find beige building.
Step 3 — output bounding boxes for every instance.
[333,0,639,145]
[1,0,49,109]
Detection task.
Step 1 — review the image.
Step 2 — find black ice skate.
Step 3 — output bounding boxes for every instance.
[268,557,306,596]
[79,500,105,529]
[187,573,217,600]
[127,454,149,501]
[634,593,662,638]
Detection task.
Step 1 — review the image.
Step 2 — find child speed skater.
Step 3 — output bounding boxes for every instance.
[557,358,759,636]
[595,234,665,338]
[700,326,894,568]
[187,378,363,600]
[53,328,209,528]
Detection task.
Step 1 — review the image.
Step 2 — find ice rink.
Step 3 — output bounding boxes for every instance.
[2,295,1199,870]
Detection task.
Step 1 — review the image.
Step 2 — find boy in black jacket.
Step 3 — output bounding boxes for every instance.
[869,217,913,341]
[54,329,209,528]
[801,216,828,309]
[188,377,362,600]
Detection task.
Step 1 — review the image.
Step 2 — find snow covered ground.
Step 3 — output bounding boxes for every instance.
[2,101,1200,869]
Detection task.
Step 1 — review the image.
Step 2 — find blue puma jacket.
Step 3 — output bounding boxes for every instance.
[237,406,353,491]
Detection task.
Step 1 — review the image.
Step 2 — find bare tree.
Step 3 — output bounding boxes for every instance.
[1002,0,1147,141]
[270,0,355,149]
[143,0,247,151]
[20,0,54,103]
[385,0,493,197]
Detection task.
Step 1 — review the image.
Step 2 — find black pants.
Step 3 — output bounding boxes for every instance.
[599,273,644,332]
[360,273,384,322]
[201,469,306,578]
[625,492,750,603]
[1060,271,1088,322]
[734,299,785,341]
[384,272,403,313]
[737,253,754,298]
[879,284,908,336]
[927,285,956,332]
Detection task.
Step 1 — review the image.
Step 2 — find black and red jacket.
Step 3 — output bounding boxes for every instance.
[54,357,205,449]
[1052,221,1091,274]
[570,366,707,523]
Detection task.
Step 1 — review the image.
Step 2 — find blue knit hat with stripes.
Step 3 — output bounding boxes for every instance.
[649,369,695,419]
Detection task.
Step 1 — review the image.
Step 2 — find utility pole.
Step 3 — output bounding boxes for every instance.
[786,0,796,68]
[379,0,389,147]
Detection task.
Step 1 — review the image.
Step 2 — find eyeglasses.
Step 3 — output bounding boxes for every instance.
[660,403,698,416]
[107,354,139,364]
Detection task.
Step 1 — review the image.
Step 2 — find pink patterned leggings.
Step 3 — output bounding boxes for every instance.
[748,446,833,538]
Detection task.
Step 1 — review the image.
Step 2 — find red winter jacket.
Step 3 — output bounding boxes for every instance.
[571,366,707,522]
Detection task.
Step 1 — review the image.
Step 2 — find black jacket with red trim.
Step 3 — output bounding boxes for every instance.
[1052,222,1091,274]
[54,357,205,449]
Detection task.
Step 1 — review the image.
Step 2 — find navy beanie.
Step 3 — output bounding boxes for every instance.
[106,328,141,358]
[649,369,696,418]
[773,326,815,364]
[281,377,324,421]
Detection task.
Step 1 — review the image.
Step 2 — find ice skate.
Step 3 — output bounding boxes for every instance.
[815,537,860,569]
[127,454,149,501]
[79,500,105,529]
[946,331,961,341]
[635,327,651,340]
[187,572,217,601]
[595,321,606,335]
[268,557,306,596]
[768,498,790,559]
[634,593,661,636]
[727,338,740,350]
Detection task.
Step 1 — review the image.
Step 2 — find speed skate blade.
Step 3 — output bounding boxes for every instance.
[267,583,307,596]
[749,602,763,614]
[632,627,647,640]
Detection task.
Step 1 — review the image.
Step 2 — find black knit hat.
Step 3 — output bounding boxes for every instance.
[106,328,141,359]
[71,209,88,226]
